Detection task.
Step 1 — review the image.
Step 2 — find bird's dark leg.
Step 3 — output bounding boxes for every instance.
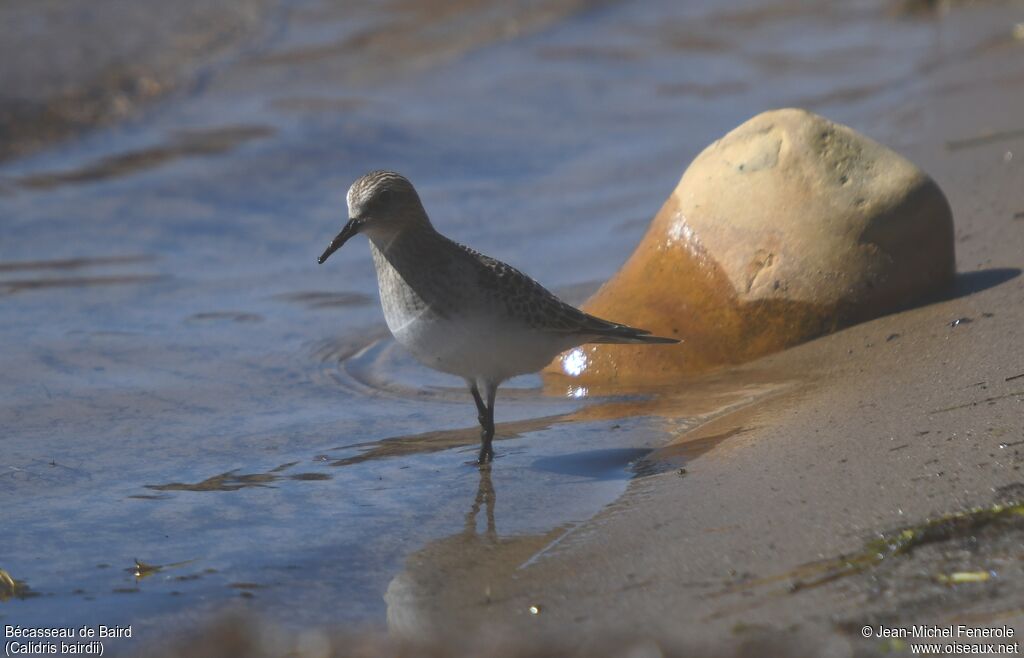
[468,380,497,465]
[480,380,497,464]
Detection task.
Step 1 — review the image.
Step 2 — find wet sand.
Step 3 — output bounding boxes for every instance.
[0,0,274,162]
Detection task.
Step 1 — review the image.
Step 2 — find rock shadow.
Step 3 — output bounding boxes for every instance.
[947,267,1021,299]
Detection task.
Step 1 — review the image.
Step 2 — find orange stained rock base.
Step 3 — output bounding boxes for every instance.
[543,110,957,389]
[543,196,835,387]
[543,194,950,389]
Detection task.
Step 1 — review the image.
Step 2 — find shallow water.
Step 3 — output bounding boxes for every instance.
[1,0,1017,644]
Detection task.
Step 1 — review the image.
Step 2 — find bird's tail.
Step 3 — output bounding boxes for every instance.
[565,308,680,345]
[588,331,679,345]
[582,318,680,345]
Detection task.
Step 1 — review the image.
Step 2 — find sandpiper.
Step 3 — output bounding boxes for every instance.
[318,170,677,464]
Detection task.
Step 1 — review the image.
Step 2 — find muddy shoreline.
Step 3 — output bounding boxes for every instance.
[0,0,276,162]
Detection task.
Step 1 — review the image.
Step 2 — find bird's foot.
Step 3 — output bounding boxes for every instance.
[476,445,494,466]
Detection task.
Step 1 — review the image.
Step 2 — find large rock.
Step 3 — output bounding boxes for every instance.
[546,108,955,386]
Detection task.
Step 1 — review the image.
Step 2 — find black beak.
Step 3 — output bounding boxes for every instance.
[317,218,361,264]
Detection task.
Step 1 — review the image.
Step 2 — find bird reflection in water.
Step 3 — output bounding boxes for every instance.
[464,466,497,541]
[385,466,555,637]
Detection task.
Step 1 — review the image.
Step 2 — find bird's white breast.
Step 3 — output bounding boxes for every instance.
[369,242,573,382]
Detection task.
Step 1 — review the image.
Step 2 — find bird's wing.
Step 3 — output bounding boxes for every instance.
[452,240,677,345]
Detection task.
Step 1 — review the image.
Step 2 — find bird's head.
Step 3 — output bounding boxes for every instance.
[318,170,429,264]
